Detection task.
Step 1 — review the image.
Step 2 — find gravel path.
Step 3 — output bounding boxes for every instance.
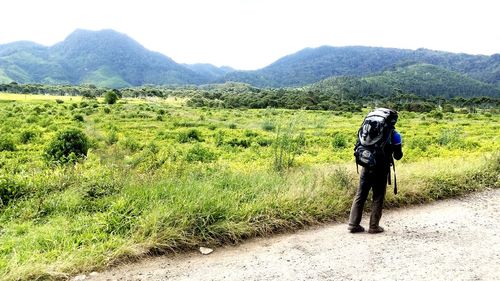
[82,188,500,281]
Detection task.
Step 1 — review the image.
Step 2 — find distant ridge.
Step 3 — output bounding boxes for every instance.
[0,29,212,87]
[0,29,499,97]
[218,46,500,88]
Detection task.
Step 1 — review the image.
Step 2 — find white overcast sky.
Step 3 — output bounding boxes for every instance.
[0,0,499,70]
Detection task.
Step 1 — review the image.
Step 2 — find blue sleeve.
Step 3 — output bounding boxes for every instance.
[392,131,402,145]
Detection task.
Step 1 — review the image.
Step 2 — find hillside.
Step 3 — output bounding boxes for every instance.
[0,29,212,87]
[183,63,234,81]
[309,63,500,98]
[219,46,500,88]
[0,29,499,93]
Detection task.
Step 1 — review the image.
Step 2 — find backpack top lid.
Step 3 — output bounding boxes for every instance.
[358,108,398,146]
[367,108,398,125]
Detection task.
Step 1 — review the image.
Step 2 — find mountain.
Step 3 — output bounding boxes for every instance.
[0,41,59,83]
[218,46,500,88]
[0,30,499,95]
[0,29,211,87]
[309,63,500,98]
[183,63,234,81]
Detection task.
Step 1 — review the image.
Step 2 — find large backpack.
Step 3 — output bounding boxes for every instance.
[354,108,398,169]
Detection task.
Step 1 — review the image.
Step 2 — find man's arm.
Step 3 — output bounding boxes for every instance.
[392,131,403,160]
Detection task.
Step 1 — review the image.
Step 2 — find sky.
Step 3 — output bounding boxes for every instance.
[0,0,499,70]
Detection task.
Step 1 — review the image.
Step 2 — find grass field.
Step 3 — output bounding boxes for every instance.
[0,92,498,280]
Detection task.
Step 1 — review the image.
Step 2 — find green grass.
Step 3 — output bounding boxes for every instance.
[0,92,498,280]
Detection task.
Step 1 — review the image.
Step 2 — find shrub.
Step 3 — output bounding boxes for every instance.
[0,137,16,152]
[0,176,25,207]
[178,129,202,143]
[442,104,454,113]
[227,138,251,148]
[106,130,119,145]
[120,137,141,152]
[273,125,305,172]
[185,144,217,163]
[214,130,225,146]
[256,137,273,147]
[244,130,258,138]
[429,110,444,119]
[73,114,84,122]
[261,120,276,131]
[32,106,44,114]
[331,132,347,149]
[19,130,37,144]
[55,99,64,104]
[104,91,119,105]
[103,107,111,114]
[437,128,462,146]
[44,128,89,164]
[408,136,433,151]
[82,177,122,200]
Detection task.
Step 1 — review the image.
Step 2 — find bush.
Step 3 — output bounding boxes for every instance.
[178,129,202,143]
[261,120,276,131]
[19,130,37,144]
[120,137,141,152]
[227,138,251,148]
[106,130,119,145]
[104,91,119,105]
[103,107,111,114]
[214,130,225,146]
[185,144,217,163]
[442,104,454,113]
[55,99,64,104]
[0,137,16,152]
[429,110,444,119]
[331,132,347,149]
[73,114,84,122]
[437,128,462,146]
[44,128,89,164]
[408,136,433,151]
[0,176,25,207]
[273,125,305,172]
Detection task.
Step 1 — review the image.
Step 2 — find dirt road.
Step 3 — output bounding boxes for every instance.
[83,188,500,281]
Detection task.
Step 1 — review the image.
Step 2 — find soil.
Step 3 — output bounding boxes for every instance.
[81,188,500,281]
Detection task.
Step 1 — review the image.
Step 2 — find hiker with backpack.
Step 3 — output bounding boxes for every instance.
[348,108,403,234]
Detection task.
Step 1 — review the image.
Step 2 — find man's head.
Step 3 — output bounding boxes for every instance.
[389,110,398,126]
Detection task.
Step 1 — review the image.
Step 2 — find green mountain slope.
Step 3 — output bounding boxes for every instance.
[0,30,499,94]
[183,63,234,81]
[0,29,212,87]
[220,46,500,88]
[309,63,500,98]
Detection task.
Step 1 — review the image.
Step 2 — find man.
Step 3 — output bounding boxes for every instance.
[348,110,403,234]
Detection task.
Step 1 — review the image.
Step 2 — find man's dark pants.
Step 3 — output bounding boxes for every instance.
[349,167,389,229]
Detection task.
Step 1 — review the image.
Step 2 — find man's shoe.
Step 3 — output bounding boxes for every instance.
[348,225,365,233]
[368,226,384,234]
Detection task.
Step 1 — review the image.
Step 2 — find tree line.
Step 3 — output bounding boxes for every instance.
[0,82,498,113]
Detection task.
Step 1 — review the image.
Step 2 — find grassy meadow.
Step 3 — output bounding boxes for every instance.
[0,92,498,280]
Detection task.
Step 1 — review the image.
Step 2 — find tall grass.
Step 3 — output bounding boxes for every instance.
[0,154,498,280]
[0,94,498,280]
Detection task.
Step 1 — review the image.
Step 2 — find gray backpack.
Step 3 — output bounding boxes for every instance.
[354,108,398,169]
